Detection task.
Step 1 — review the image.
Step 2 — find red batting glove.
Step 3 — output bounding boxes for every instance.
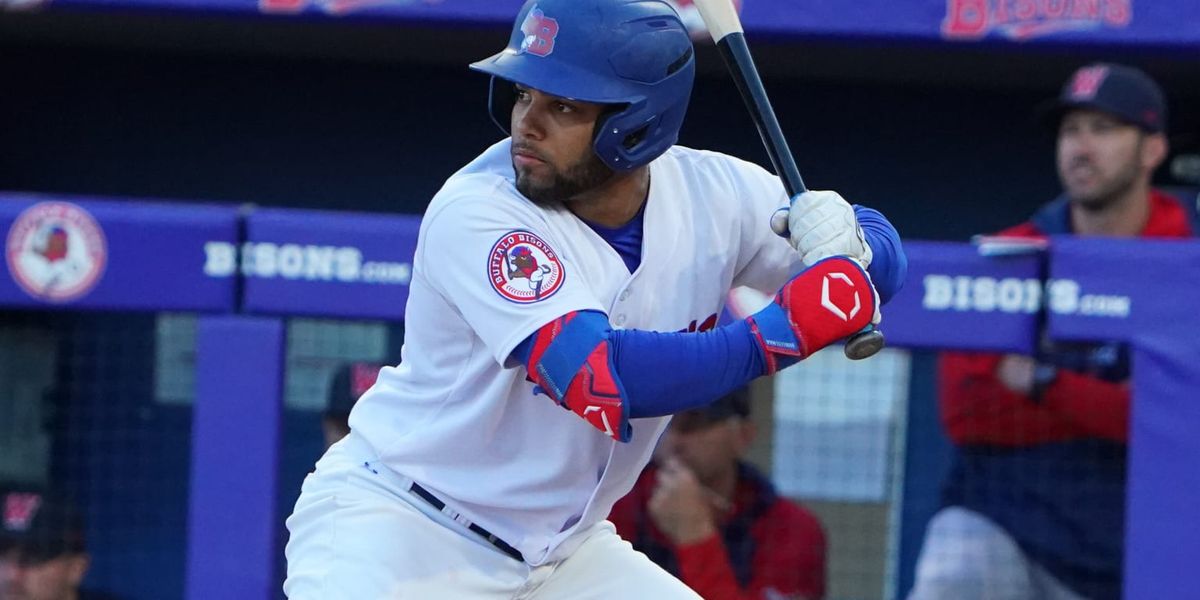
[746,256,879,374]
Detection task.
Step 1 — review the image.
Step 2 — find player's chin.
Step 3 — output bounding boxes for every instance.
[1063,174,1096,194]
[515,176,558,206]
[515,151,556,184]
[1066,182,1114,208]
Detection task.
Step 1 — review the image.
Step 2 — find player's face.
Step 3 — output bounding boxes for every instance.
[510,84,614,206]
[656,416,750,487]
[0,551,88,600]
[1056,109,1148,211]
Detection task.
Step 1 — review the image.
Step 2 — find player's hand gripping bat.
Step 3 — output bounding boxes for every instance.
[691,0,885,360]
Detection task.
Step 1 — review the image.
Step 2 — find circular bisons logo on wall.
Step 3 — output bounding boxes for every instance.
[488,230,565,303]
[6,202,107,303]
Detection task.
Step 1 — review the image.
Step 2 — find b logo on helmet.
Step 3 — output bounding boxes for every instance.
[520,6,559,57]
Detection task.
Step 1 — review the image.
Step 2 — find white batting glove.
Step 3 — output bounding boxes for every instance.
[770,190,873,268]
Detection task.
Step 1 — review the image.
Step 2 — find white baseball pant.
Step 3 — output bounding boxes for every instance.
[908,506,1088,600]
[283,433,701,599]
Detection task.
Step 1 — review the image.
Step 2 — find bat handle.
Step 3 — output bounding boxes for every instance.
[772,205,888,361]
[783,195,886,361]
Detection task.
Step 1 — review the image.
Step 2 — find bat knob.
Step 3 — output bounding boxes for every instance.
[843,328,885,360]
[769,207,790,238]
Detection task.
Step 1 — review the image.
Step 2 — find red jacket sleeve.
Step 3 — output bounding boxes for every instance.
[937,201,1187,447]
[939,352,1129,445]
[610,472,826,600]
[1040,369,1130,442]
[608,473,650,542]
[673,534,745,600]
[674,500,826,600]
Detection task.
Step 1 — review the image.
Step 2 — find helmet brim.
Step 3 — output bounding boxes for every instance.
[470,50,644,107]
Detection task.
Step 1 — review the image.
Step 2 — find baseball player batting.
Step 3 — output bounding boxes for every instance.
[283,0,907,597]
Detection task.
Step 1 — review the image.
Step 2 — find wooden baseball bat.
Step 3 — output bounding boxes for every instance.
[690,0,885,360]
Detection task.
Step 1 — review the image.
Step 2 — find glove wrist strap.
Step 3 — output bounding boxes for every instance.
[746,303,804,376]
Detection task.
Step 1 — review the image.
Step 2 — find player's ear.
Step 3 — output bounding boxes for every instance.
[67,553,90,587]
[734,418,756,452]
[1142,132,1168,172]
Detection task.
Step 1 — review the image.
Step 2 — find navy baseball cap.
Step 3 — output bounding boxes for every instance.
[325,362,383,418]
[671,388,751,432]
[1044,63,1167,133]
[0,487,86,564]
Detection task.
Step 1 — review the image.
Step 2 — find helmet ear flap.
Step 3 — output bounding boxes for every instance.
[592,108,629,170]
[488,77,516,135]
[591,105,624,145]
[594,103,670,172]
[594,105,651,152]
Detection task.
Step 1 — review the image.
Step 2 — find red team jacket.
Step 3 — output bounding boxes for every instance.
[609,463,826,600]
[938,189,1196,599]
[941,190,1194,446]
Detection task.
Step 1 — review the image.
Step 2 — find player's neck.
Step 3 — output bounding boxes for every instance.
[709,465,739,506]
[1070,181,1151,237]
[568,167,650,228]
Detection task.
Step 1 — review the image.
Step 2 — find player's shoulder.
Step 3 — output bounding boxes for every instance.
[429,175,510,215]
[425,140,540,224]
[662,145,776,181]
[436,138,516,204]
[658,146,782,206]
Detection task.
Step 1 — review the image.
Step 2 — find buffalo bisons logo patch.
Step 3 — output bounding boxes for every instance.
[488,230,565,303]
[6,201,107,303]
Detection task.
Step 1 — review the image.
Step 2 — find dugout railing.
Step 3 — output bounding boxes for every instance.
[2,192,1197,600]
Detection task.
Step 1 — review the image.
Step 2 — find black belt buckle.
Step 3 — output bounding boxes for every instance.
[409,482,524,563]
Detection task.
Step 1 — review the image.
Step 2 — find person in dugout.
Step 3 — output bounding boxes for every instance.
[909,63,1198,600]
[0,485,120,600]
[610,387,827,600]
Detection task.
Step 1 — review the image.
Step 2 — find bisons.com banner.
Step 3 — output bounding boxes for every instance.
[0,191,1184,347]
[0,194,239,312]
[235,207,421,320]
[1,194,422,320]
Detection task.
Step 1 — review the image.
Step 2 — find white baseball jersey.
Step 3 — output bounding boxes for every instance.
[349,138,803,566]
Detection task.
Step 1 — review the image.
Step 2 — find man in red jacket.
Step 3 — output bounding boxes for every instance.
[909,63,1196,600]
[609,388,827,600]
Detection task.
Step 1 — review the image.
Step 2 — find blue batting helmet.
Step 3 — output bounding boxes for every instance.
[469,0,695,172]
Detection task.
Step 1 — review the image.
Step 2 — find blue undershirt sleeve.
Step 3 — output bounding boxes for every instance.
[512,315,769,419]
[854,205,907,304]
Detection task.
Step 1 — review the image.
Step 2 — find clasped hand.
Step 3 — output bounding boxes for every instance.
[770,190,873,269]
